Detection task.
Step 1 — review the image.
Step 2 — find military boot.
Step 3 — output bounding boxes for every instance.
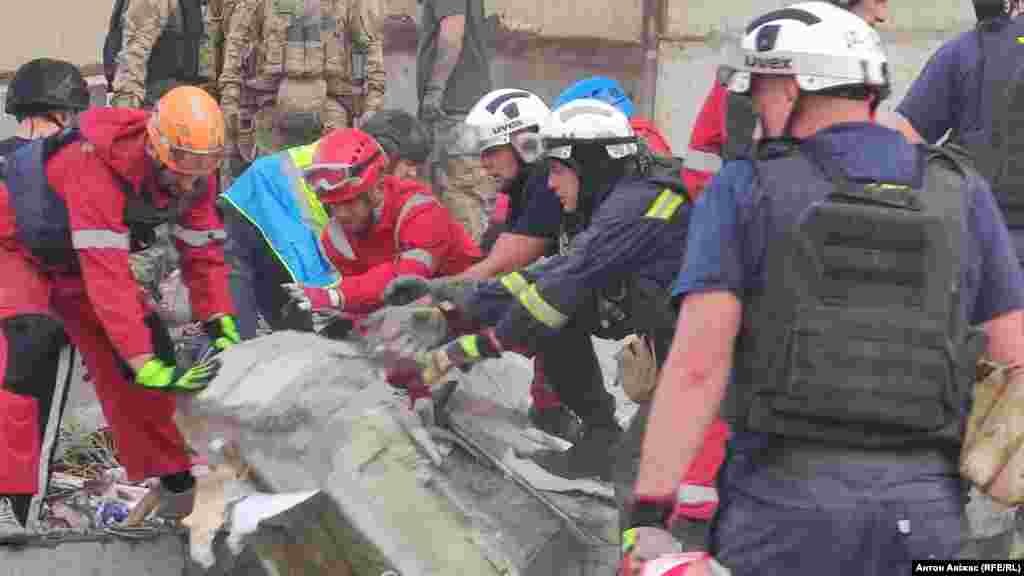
[529,420,623,482]
[528,404,583,443]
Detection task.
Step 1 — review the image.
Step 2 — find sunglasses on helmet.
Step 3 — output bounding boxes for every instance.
[302,150,382,194]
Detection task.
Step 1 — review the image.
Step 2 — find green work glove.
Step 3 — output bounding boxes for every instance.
[135,357,221,393]
[204,314,241,351]
[419,330,504,387]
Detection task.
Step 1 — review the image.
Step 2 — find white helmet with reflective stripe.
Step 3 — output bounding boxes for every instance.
[465,88,550,162]
[725,2,889,97]
[541,98,638,162]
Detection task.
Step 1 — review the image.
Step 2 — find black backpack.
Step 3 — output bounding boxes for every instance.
[636,142,691,203]
[103,0,205,91]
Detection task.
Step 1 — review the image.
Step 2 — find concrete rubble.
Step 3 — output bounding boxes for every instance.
[174,329,631,575]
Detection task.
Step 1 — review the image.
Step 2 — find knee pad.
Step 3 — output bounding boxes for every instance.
[1,314,66,386]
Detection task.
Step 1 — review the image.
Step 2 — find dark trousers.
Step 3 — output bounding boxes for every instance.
[222,206,310,340]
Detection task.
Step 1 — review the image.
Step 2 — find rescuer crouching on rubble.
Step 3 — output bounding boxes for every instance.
[219,83,436,340]
[0,86,241,538]
[273,127,482,347]
[380,101,729,567]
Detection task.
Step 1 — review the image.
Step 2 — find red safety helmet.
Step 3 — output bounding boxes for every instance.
[305,128,388,205]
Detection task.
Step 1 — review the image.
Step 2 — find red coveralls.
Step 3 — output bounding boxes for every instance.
[320,175,482,313]
[681,82,728,199]
[0,108,234,494]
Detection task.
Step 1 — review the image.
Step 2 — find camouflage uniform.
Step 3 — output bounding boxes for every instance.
[416,0,496,244]
[429,120,496,244]
[201,0,244,101]
[219,0,386,183]
[110,0,205,108]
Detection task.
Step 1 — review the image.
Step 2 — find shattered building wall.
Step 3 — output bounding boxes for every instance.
[0,2,980,147]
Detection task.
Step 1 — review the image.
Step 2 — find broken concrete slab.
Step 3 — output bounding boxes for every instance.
[176,330,623,575]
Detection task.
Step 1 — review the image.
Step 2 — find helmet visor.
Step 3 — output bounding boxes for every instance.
[511,131,545,164]
[168,144,225,175]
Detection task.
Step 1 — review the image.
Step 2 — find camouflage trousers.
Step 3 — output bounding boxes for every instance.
[222,93,354,190]
[428,115,497,245]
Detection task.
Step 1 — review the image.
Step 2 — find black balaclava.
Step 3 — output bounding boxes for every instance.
[560,143,630,234]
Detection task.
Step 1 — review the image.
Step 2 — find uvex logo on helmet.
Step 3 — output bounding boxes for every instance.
[745,55,793,70]
[491,119,525,135]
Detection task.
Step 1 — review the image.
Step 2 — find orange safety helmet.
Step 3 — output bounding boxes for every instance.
[146,86,225,175]
[304,128,389,205]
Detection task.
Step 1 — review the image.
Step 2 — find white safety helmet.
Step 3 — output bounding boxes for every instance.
[540,98,638,164]
[465,88,550,163]
[723,1,889,99]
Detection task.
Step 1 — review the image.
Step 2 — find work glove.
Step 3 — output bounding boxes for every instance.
[135,356,221,393]
[282,283,344,312]
[387,330,503,392]
[363,304,453,360]
[204,314,241,352]
[961,365,1024,505]
[382,275,477,310]
[318,316,355,341]
[418,85,445,124]
[622,526,683,575]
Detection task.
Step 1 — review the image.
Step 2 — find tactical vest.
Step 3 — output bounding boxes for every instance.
[104,0,205,87]
[245,0,345,88]
[732,143,984,448]
[955,16,1024,228]
[7,129,170,271]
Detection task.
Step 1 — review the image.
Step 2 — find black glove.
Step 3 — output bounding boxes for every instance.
[319,316,355,340]
[279,298,315,333]
[418,85,445,124]
[382,275,478,310]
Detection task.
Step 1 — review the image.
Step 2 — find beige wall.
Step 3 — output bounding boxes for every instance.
[0,0,112,73]
[0,0,643,74]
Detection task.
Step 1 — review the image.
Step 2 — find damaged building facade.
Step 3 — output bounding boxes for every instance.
[0,1,981,149]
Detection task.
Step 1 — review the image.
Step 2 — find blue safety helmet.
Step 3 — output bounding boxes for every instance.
[552,76,635,119]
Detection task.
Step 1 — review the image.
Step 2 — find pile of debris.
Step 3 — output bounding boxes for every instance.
[173,329,628,575]
[20,420,175,542]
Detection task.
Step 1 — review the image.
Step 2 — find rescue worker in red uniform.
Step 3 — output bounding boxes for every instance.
[0,58,91,538]
[0,86,239,538]
[281,127,481,322]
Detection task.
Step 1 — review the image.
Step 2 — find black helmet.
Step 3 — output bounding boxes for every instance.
[361,110,431,164]
[5,58,90,118]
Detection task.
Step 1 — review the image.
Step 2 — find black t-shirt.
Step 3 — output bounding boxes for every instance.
[507,162,562,242]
